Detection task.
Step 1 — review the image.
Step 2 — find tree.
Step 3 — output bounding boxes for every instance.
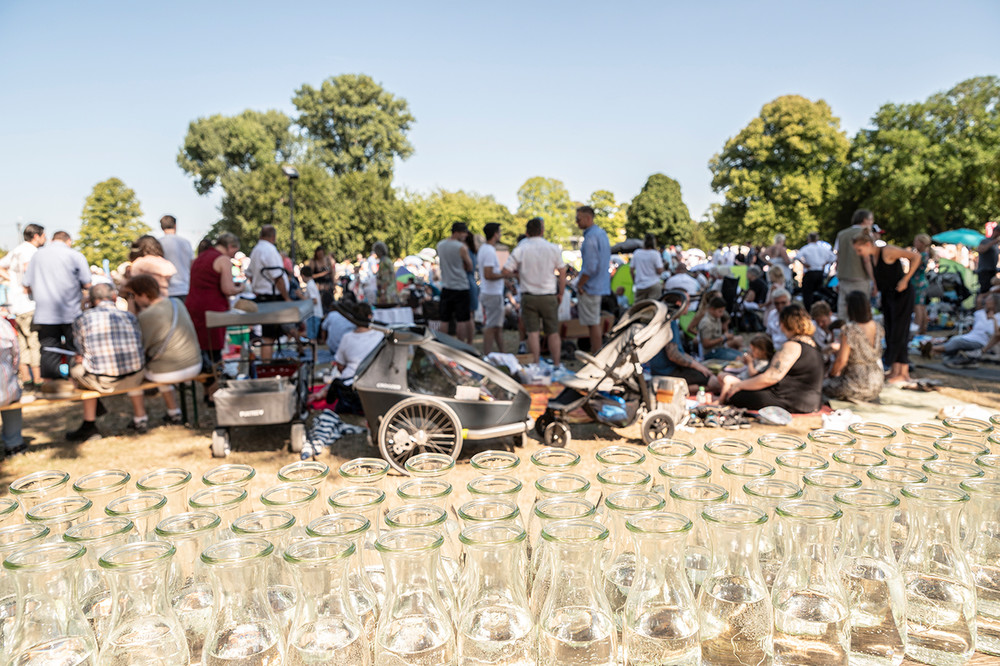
[293,74,415,179]
[709,95,850,246]
[588,190,627,242]
[405,190,514,254]
[625,174,694,247]
[516,176,576,245]
[77,178,148,266]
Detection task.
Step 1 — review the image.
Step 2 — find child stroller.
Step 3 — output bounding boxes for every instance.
[534,296,689,448]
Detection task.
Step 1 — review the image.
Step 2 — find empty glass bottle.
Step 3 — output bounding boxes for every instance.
[527,473,591,557]
[596,445,647,468]
[8,469,70,516]
[867,466,929,560]
[385,505,460,610]
[0,499,17,528]
[529,447,581,473]
[136,467,193,517]
[396,478,455,513]
[327,486,387,603]
[646,439,697,465]
[806,429,857,457]
[933,436,990,464]
[375,528,456,666]
[469,450,521,475]
[834,489,906,666]
[942,415,992,445]
[697,504,773,666]
[831,448,887,480]
[975,454,1000,480]
[622,512,699,666]
[189,486,249,540]
[231,510,298,636]
[201,537,285,666]
[848,422,897,452]
[0,523,49,652]
[720,458,776,504]
[900,422,950,447]
[771,500,850,666]
[882,442,938,472]
[201,463,256,488]
[595,467,652,519]
[338,457,390,485]
[260,482,320,535]
[536,519,616,666]
[277,460,330,487]
[457,498,521,529]
[960,478,1000,656]
[741,478,803,591]
[25,496,93,541]
[774,451,829,488]
[802,470,863,503]
[921,459,984,489]
[283,537,370,665]
[405,452,457,478]
[899,484,976,665]
[466,475,523,502]
[72,469,130,508]
[669,482,729,597]
[528,498,597,611]
[97,541,189,666]
[657,460,711,507]
[756,433,807,467]
[703,438,753,480]
[105,492,168,540]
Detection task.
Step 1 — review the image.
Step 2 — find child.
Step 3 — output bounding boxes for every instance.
[740,334,775,379]
[300,266,323,340]
[699,297,742,360]
[615,286,629,312]
[810,301,836,355]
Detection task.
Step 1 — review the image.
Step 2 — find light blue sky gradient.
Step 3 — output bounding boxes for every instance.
[1,1,997,249]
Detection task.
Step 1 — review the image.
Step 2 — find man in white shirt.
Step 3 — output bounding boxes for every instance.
[663,264,701,297]
[247,225,290,359]
[333,304,382,383]
[630,234,665,301]
[0,224,45,383]
[766,289,792,349]
[477,223,505,354]
[925,293,1000,364]
[796,232,836,310]
[502,217,567,366]
[158,215,194,301]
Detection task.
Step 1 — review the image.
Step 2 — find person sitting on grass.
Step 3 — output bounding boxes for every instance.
[765,288,792,349]
[810,300,836,355]
[739,334,775,380]
[921,293,1000,366]
[699,297,742,361]
[823,290,884,403]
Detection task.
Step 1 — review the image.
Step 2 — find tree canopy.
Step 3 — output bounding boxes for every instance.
[588,190,627,242]
[77,178,148,266]
[405,190,514,254]
[516,176,576,244]
[625,173,694,247]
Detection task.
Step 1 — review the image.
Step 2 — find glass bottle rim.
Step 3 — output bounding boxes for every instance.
[921,459,985,480]
[702,503,768,526]
[396,478,453,501]
[899,484,969,503]
[3,541,85,572]
[327,486,386,510]
[467,474,522,496]
[403,452,455,477]
[867,466,928,487]
[932,436,990,458]
[742,478,803,501]
[596,465,652,487]
[540,518,609,544]
[775,451,829,471]
[231,510,296,537]
[458,498,520,524]
[0,497,17,519]
[277,460,330,486]
[900,422,950,441]
[669,481,729,504]
[283,536,354,565]
[657,460,711,480]
[339,457,390,482]
[375,527,444,553]
[959,478,1000,497]
[883,442,938,463]
[0,523,49,551]
[989,433,1000,450]
[703,438,754,458]
[529,447,581,469]
[188,486,247,510]
[625,511,693,536]
[806,429,856,448]
[976,454,1000,473]
[100,540,175,570]
[757,433,806,452]
[65,516,135,543]
[470,450,521,472]
[9,469,70,497]
[305,512,370,539]
[604,489,665,514]
[942,415,993,436]
[201,536,273,566]
[106,492,168,518]
[833,487,900,509]
[991,413,1000,429]
[775,499,842,521]
[721,458,776,478]
[459,523,527,547]
[831,448,888,468]
[534,472,590,495]
[26,496,93,523]
[646,438,697,460]
[136,467,192,493]
[154,511,220,538]
[848,422,897,440]
[72,469,131,495]
[201,463,256,487]
[595,445,646,467]
[533,497,597,521]
[802,470,863,490]
[260,483,318,508]
[385,504,448,529]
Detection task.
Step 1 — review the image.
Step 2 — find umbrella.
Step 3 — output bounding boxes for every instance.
[395,266,416,290]
[932,229,985,247]
[610,238,643,254]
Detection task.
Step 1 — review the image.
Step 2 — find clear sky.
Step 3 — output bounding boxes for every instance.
[1,0,998,249]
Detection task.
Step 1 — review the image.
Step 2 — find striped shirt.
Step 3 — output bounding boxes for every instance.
[73,302,144,377]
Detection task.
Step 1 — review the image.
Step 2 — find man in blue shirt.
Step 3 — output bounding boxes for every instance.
[575,205,611,352]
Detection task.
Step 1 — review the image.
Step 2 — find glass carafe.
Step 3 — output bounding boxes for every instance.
[201,463,256,489]
[774,451,829,489]
[0,523,49,652]
[404,452,456,478]
[536,519,616,666]
[136,468,193,517]
[338,458,390,485]
[831,448,887,481]
[960,478,1000,656]
[866,466,928,560]
[976,453,1000,479]
[259,483,320,537]
[848,422,897,452]
[375,528,456,666]
[457,524,533,665]
[602,490,665,636]
[807,429,857,458]
[466,475,523,503]
[898,485,976,665]
[8,470,70,517]
[757,433,807,467]
[231,511,298,636]
[921,460,984,489]
[900,422,950,447]
[622,512,700,666]
[457,498,521,529]
[596,445,647,469]
[942,416,992,445]
[528,498,597,611]
[2,541,97,666]
[384,505,460,604]
[668,482,729,596]
[882,443,938,472]
[327,486,387,604]
[742,478,803,591]
[802,470,862,503]
[97,541,188,666]
[657,460,711,507]
[933,436,990,464]
[396,478,454,512]
[105,492,168,540]
[469,450,521,475]
[646,439,697,466]
[720,459,776,504]
[529,447,581,473]
[771,500,850,666]
[595,467,652,520]
[188,487,249,540]
[703,438,753,480]
[834,488,906,666]
[527,473,590,558]
[25,496,93,541]
[283,537,369,665]
[697,504,773,666]
[201,537,285,666]
[0,499,17,528]
[72,469,130,508]
[277,460,330,488]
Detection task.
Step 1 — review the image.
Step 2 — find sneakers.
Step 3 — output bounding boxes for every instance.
[66,421,102,442]
[163,413,184,426]
[126,420,149,435]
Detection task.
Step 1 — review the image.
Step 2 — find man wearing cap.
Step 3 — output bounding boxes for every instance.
[437,222,474,343]
[576,205,611,352]
[834,209,875,320]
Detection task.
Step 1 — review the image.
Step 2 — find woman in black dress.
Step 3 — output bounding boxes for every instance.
[852,230,920,384]
[719,303,825,413]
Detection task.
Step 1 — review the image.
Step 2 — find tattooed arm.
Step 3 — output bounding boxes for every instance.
[720,340,802,401]
[666,341,713,377]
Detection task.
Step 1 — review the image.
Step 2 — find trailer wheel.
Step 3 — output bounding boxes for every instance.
[378,398,462,474]
[641,410,675,444]
[290,423,306,454]
[543,421,571,448]
[211,428,230,458]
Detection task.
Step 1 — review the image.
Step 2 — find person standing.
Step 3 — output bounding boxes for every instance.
[186,233,242,375]
[976,225,1000,306]
[575,205,611,352]
[436,222,474,344]
[796,232,836,310]
[630,233,665,301]
[0,223,45,385]
[477,223,505,354]
[834,210,876,320]
[158,215,194,302]
[22,231,91,388]
[247,225,290,360]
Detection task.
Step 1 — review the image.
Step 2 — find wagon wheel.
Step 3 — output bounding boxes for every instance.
[378,398,463,474]
[641,410,675,444]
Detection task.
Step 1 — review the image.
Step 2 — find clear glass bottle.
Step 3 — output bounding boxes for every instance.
[834,488,907,666]
[283,537,370,665]
[771,500,850,666]
[806,429,857,458]
[596,466,652,520]
[0,499,18,528]
[528,498,597,610]
[536,519,616,666]
[469,450,521,475]
[932,435,990,464]
[898,484,977,664]
[201,537,285,666]
[703,438,753,480]
[457,524,533,666]
[657,460,712,507]
[72,469,131,508]
[848,422,897,452]
[259,483,320,536]
[97,541,189,666]
[831,448,887,480]
[697,504,773,666]
[154,511,221,666]
[396,478,455,512]
[457,498,521,529]
[801,470,863,503]
[646,439,697,465]
[327,486,387,603]
[622,511,700,666]
[231,510,298,636]
[0,523,49,651]
[277,460,330,488]
[105,492,168,540]
[375,528,456,666]
[384,505,460,601]
[977,453,1000,480]
[900,422,950,447]
[188,486,249,539]
[466,475,523,502]
[669,482,729,596]
[8,469,70,517]
[527,473,591,556]
[742,478,803,591]
[942,415,993,445]
[338,457,391,485]
[2,541,96,665]
[774,451,829,489]
[757,433,807,467]
[136,467,193,517]
[404,452,456,477]
[882,442,938,472]
[960,478,1000,656]
[201,463,256,488]
[921,459,984,489]
[596,445,647,468]
[720,459,776,504]
[867,466,929,560]
[529,447,581,473]
[25,496,93,541]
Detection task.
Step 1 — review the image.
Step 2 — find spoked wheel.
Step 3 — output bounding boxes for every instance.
[378,398,463,474]
[641,410,675,444]
[543,420,572,448]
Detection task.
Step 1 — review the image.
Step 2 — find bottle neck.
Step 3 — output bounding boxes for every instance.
[707,523,762,579]
[382,548,445,602]
[779,518,841,581]
[634,532,688,579]
[209,558,267,607]
[906,500,965,548]
[463,541,528,607]
[293,559,359,623]
[108,560,174,619]
[840,506,895,562]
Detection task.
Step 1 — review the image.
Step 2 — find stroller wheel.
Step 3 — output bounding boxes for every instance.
[534,412,553,438]
[641,410,675,444]
[378,397,463,474]
[543,421,572,449]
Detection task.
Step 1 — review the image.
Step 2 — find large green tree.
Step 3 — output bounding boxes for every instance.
[588,190,627,242]
[516,176,575,245]
[709,95,850,246]
[405,190,514,254]
[625,174,694,246]
[77,178,148,266]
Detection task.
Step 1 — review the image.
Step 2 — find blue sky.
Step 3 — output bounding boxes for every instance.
[1,0,998,249]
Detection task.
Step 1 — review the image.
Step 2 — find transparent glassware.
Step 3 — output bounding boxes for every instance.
[466,475,523,501]
[283,537,370,665]
[882,442,938,472]
[25,496,93,541]
[188,486,249,539]
[0,523,49,650]
[595,466,652,519]
[200,537,285,666]
[942,415,993,445]
[105,491,168,540]
[977,453,1000,479]
[831,448,887,481]
[9,469,70,516]
[527,473,591,556]
[901,422,950,447]
[277,459,330,487]
[801,470,862,503]
[3,542,97,665]
[867,466,929,560]
[596,445,647,468]
[697,504,772,666]
[959,478,1000,656]
[457,498,521,529]
[375,528,456,666]
[529,447,581,472]
[72,469,130,507]
[991,413,1000,434]
[899,485,977,665]
[201,463,256,488]
[0,498,18,528]
[757,433,807,466]
[703,438,753,480]
[136,467,192,517]
[848,422,897,452]
[771,500,850,666]
[834,488,906,666]
[97,541,189,666]
[527,498,597,607]
[990,433,1000,454]
[669,482,729,596]
[396,478,454,512]
[622,512,700,666]
[536,519,616,666]
[404,452,456,478]
[742,478,803,591]
[720,459,776,504]
[921,459,984,489]
[657,460,711,507]
[933,435,990,464]
[806,429,857,457]
[154,512,221,666]
[469,450,521,475]
[259,482,320,535]
[646,438,697,465]
[774,450,829,488]
[384,505,461,602]
[63,517,135,648]
[457,524,533,666]
[327,486,387,603]
[339,457,391,485]
[231,510,298,636]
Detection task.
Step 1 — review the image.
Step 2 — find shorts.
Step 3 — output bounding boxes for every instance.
[255,295,286,340]
[15,312,40,368]
[439,288,471,323]
[481,293,504,329]
[70,364,145,394]
[521,293,559,336]
[577,292,602,326]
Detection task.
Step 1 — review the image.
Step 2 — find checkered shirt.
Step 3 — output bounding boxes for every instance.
[73,302,144,377]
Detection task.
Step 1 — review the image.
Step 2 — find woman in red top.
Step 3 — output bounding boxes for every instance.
[186,233,243,376]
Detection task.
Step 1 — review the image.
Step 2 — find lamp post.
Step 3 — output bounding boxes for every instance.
[281,165,300,264]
